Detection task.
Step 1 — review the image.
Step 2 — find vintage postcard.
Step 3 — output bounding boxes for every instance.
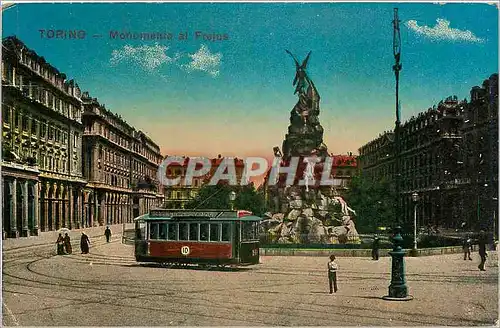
[1,1,498,326]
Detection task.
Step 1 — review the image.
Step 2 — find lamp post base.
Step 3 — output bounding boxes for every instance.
[382,295,414,301]
[384,226,413,301]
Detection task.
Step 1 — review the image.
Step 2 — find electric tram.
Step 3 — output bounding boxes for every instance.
[134,209,262,266]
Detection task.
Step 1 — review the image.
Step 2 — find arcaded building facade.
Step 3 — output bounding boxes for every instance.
[81,93,164,225]
[358,74,498,232]
[2,36,165,238]
[2,36,86,237]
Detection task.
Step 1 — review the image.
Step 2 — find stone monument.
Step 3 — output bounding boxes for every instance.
[261,51,360,244]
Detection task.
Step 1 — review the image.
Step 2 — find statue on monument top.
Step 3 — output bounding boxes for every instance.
[281,50,327,160]
[286,50,312,95]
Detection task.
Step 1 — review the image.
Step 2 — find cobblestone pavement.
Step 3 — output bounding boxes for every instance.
[2,237,498,326]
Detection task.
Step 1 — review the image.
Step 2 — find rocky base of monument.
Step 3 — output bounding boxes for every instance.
[261,187,361,245]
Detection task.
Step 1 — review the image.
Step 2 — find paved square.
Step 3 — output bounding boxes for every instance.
[2,238,498,326]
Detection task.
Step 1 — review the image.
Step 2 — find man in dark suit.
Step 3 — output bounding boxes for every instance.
[372,235,380,260]
[105,226,112,243]
[478,231,488,271]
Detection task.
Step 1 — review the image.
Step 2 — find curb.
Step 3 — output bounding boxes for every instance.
[260,245,483,257]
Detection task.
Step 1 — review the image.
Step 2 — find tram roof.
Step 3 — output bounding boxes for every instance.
[134,209,262,222]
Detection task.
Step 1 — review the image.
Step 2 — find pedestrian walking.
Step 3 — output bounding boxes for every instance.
[80,232,90,254]
[372,235,380,260]
[327,254,338,294]
[478,231,487,271]
[463,235,472,261]
[105,226,112,243]
[55,233,65,255]
[63,233,72,254]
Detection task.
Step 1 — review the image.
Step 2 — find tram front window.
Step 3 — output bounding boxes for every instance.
[136,222,145,240]
[242,222,257,241]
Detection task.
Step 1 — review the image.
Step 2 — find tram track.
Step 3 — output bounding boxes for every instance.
[4,238,494,326]
[3,241,346,325]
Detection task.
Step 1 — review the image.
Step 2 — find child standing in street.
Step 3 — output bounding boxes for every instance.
[327,254,338,294]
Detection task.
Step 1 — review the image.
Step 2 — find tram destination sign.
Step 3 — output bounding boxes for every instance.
[149,210,233,218]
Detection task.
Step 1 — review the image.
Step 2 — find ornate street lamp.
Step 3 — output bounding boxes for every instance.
[412,192,419,253]
[229,191,237,210]
[383,8,413,301]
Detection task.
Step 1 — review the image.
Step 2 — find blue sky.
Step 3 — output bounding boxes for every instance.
[2,2,498,157]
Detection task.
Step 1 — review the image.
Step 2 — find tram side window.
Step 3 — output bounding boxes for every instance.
[210,223,220,242]
[179,223,188,241]
[222,223,231,242]
[159,223,167,240]
[149,224,159,240]
[168,223,178,240]
[189,223,199,241]
[200,223,209,241]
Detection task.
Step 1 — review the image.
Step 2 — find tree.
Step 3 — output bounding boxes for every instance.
[344,174,396,233]
[185,182,267,216]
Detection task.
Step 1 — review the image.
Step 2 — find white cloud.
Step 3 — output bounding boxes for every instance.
[110,44,178,72]
[405,18,484,43]
[181,45,222,77]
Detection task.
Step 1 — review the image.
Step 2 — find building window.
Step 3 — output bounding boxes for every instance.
[48,127,54,140]
[2,106,11,126]
[48,92,54,109]
[40,123,47,138]
[13,111,19,129]
[31,119,38,135]
[14,71,21,87]
[40,89,46,104]
[22,115,28,131]
[40,154,45,168]
[3,63,13,83]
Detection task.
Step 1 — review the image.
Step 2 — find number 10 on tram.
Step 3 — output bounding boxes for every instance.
[134,209,262,267]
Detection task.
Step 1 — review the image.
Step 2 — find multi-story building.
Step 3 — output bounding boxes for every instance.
[328,153,358,192]
[461,74,498,232]
[81,93,163,225]
[358,74,498,231]
[163,155,245,209]
[2,36,87,237]
[2,36,165,238]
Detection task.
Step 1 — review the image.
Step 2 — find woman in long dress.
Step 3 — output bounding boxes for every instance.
[56,233,65,255]
[80,232,90,254]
